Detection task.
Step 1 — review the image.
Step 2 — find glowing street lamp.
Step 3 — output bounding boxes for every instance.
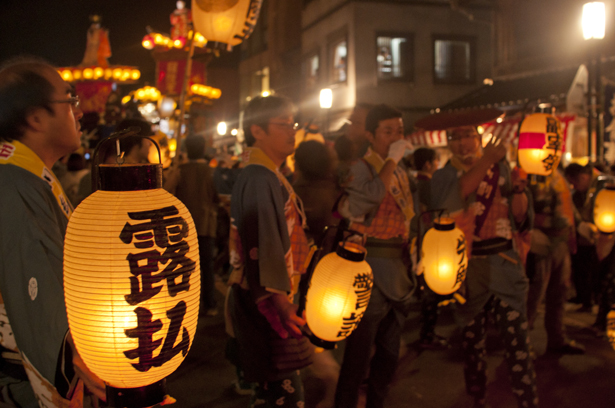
[217,121,227,136]
[583,2,606,40]
[582,2,606,162]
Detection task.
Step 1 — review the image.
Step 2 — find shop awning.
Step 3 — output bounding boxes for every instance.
[408,114,577,148]
[439,65,584,113]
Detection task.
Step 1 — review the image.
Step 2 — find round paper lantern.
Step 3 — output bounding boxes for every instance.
[192,0,263,48]
[594,184,615,233]
[305,241,373,342]
[518,113,563,176]
[64,162,200,407]
[421,218,468,295]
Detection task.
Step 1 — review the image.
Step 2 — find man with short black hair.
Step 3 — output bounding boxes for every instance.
[335,104,415,408]
[226,95,312,407]
[429,120,538,408]
[0,58,104,407]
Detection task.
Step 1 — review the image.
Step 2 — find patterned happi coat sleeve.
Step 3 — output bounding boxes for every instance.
[230,166,292,301]
[0,165,71,404]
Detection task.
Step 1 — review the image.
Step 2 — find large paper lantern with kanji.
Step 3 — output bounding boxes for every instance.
[594,184,615,233]
[421,218,468,295]
[192,0,263,48]
[305,241,373,342]
[63,148,200,407]
[517,113,563,176]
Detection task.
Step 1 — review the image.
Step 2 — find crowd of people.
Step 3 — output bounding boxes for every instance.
[2,56,615,408]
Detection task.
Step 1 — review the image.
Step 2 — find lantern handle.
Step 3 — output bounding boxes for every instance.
[416,208,449,266]
[91,127,163,167]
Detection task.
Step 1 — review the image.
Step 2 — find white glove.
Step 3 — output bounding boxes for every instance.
[387,139,413,164]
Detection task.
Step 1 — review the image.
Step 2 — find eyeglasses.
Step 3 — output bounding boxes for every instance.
[447,131,478,142]
[269,121,300,131]
[50,96,80,109]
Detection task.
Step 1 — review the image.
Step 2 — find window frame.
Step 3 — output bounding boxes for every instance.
[302,49,321,94]
[375,31,415,83]
[328,31,349,85]
[432,34,476,85]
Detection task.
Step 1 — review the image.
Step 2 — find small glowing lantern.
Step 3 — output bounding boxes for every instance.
[94,67,104,79]
[73,69,82,80]
[305,241,373,342]
[421,217,468,295]
[64,135,200,407]
[131,69,141,80]
[192,0,263,48]
[594,184,615,233]
[83,68,94,79]
[142,35,155,50]
[517,113,563,176]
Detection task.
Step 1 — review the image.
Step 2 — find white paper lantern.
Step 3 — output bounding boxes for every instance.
[64,163,200,407]
[594,184,615,233]
[518,113,563,176]
[305,242,373,342]
[192,0,263,48]
[421,218,468,295]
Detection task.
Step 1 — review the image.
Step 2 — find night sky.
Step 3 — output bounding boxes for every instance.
[0,0,182,86]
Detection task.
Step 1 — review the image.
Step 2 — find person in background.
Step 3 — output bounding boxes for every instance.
[292,139,342,408]
[0,57,105,407]
[58,152,89,207]
[174,135,220,317]
[525,167,585,354]
[226,95,313,408]
[335,104,415,408]
[430,123,538,408]
[564,163,600,311]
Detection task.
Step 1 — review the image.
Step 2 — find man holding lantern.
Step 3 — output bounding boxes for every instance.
[226,95,313,408]
[335,104,415,408]
[423,110,539,408]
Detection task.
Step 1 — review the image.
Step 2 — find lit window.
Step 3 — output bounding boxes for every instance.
[331,40,347,83]
[304,54,319,91]
[433,36,474,84]
[376,35,413,81]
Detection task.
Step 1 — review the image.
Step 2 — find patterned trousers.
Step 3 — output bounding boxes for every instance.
[462,296,539,408]
[251,371,304,408]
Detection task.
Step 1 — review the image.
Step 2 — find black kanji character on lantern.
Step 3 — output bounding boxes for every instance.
[125,241,195,305]
[124,301,190,372]
[454,236,467,288]
[353,273,373,310]
[542,153,558,172]
[337,311,365,338]
[120,206,189,249]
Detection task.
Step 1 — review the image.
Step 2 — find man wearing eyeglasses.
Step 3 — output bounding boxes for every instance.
[0,58,105,407]
[425,112,538,408]
[226,95,313,408]
[335,104,415,408]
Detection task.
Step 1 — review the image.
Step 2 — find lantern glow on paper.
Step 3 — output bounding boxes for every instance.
[594,185,615,233]
[518,113,563,176]
[305,242,373,342]
[192,0,263,48]
[421,218,468,295]
[64,153,200,406]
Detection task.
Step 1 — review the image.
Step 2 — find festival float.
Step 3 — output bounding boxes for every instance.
[56,15,141,115]
[140,0,261,151]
